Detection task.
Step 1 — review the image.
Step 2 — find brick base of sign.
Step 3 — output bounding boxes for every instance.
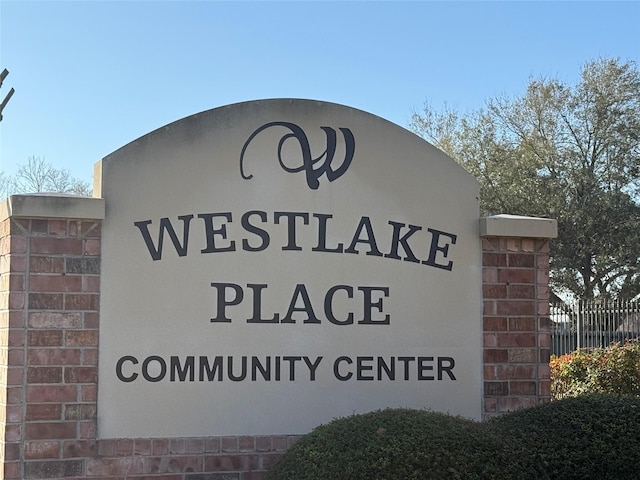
[0,213,552,479]
[20,435,300,480]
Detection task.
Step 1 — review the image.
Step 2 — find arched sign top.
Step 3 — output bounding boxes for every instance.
[96,98,482,438]
[96,99,476,197]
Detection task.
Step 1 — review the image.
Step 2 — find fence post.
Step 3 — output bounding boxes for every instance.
[576,301,582,350]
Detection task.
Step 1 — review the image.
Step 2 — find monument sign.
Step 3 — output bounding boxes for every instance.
[95,99,482,437]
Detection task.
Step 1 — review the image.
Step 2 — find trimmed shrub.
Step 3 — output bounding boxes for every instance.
[268,395,640,480]
[488,394,640,480]
[266,408,502,480]
[550,341,640,399]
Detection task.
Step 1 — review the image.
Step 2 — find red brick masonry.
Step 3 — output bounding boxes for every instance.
[0,212,552,479]
[481,237,552,418]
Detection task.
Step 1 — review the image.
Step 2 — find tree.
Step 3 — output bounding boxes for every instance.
[0,171,12,200]
[410,58,640,301]
[1,156,92,198]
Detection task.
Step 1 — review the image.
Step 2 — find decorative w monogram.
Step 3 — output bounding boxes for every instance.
[239,122,355,190]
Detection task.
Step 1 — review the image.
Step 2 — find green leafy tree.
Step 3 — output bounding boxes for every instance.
[411,58,640,301]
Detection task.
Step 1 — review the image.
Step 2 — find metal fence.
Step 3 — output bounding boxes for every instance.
[551,300,640,356]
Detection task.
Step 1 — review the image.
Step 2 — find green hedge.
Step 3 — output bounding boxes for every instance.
[550,341,640,399]
[487,394,640,479]
[267,408,501,480]
[267,395,640,480]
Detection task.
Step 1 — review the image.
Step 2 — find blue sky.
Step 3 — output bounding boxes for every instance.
[1,1,639,186]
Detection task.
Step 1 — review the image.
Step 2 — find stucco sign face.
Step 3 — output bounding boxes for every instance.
[96,99,482,438]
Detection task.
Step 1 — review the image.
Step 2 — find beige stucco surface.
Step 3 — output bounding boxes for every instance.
[480,214,558,238]
[96,99,482,437]
[0,194,104,221]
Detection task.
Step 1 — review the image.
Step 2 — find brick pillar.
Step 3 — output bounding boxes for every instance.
[0,196,104,480]
[480,215,557,418]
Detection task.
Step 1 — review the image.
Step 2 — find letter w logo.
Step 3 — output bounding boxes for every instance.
[239,122,355,190]
[134,215,193,261]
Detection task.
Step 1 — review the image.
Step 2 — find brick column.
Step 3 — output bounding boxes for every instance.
[480,215,557,418]
[0,196,105,480]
